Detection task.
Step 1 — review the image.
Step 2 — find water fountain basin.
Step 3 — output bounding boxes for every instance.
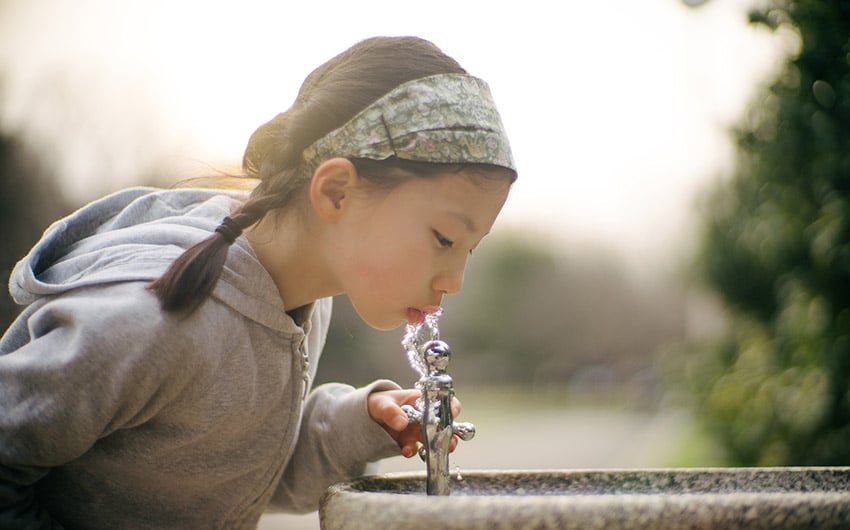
[319,468,850,529]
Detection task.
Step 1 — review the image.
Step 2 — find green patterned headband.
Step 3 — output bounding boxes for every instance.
[301,73,516,174]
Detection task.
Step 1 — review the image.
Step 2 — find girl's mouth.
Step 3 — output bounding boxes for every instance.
[406,306,441,326]
[406,308,426,326]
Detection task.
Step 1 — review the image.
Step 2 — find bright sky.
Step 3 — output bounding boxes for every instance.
[0,0,788,275]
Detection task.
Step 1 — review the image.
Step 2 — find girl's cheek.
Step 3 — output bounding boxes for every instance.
[356,257,404,285]
[356,239,429,283]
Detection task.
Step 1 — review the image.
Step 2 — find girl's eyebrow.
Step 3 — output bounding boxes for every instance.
[446,210,477,233]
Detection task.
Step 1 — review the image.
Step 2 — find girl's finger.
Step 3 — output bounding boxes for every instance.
[451,397,462,417]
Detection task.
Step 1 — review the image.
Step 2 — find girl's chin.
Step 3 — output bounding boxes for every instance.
[360,312,409,331]
[357,306,436,331]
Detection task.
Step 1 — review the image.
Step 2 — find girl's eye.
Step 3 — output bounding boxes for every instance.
[433,230,454,249]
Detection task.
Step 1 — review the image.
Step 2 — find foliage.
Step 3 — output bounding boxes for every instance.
[0,135,71,330]
[679,0,850,465]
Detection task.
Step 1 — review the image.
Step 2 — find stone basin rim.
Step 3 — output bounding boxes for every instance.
[319,467,850,530]
[325,466,850,498]
[320,468,850,530]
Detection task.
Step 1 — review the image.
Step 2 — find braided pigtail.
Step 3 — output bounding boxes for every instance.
[148,214,244,313]
[147,183,300,313]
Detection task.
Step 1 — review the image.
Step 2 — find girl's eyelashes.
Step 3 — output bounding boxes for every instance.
[433,230,454,249]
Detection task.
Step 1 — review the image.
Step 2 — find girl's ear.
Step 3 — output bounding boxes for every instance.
[309,158,359,223]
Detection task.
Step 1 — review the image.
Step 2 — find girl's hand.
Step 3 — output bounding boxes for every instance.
[367,388,461,458]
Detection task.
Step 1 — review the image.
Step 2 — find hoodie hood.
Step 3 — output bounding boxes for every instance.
[10,187,294,332]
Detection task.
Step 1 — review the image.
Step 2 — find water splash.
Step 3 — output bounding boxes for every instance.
[402,308,443,407]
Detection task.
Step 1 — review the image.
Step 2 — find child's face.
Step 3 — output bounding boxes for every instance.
[333,170,511,330]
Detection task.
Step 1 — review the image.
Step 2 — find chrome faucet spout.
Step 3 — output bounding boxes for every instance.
[401,326,475,496]
[422,372,454,495]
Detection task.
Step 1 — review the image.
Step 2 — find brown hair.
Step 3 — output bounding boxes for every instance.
[149,36,512,313]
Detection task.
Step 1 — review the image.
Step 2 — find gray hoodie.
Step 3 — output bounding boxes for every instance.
[0,187,400,529]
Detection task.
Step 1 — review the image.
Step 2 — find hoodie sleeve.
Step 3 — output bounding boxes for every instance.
[268,379,403,513]
[0,283,190,528]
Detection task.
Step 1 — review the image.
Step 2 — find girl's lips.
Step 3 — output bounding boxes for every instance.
[406,306,442,326]
[406,308,426,326]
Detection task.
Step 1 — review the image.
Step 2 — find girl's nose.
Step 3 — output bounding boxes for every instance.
[433,262,465,295]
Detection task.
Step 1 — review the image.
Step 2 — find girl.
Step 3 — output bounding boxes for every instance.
[0,36,516,528]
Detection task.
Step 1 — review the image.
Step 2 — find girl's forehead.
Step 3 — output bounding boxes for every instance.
[397,173,510,228]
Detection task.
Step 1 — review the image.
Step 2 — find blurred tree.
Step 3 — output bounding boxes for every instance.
[0,133,72,330]
[678,0,850,465]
